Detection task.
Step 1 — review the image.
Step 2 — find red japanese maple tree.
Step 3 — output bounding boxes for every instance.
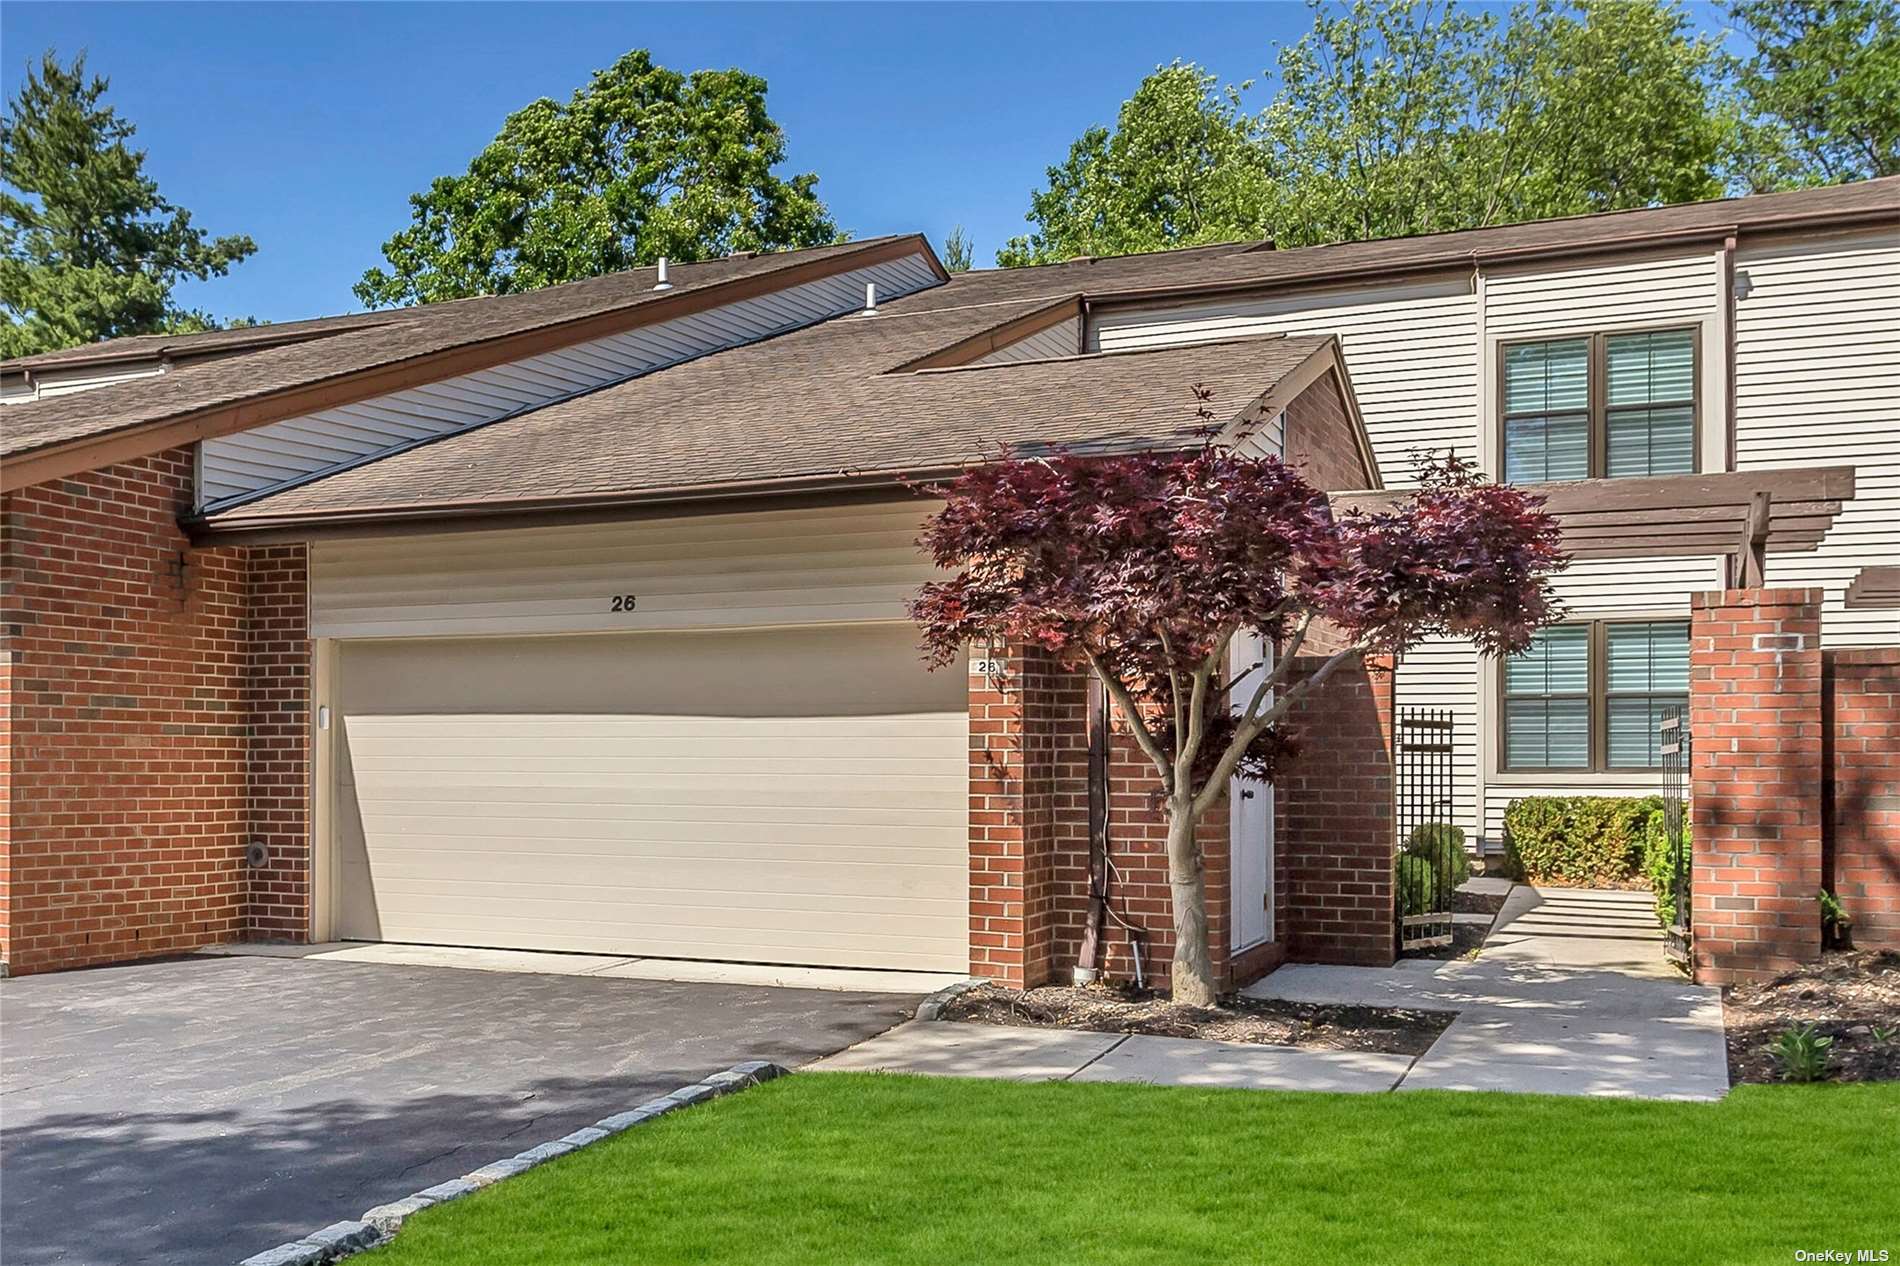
[909,437,1565,1005]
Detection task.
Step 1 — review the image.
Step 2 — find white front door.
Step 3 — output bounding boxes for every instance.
[1229,630,1274,950]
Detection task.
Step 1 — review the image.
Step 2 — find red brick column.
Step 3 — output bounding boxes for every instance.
[243,546,312,940]
[1689,588,1824,984]
[967,646,1067,986]
[1824,649,1900,950]
[1273,652,1396,966]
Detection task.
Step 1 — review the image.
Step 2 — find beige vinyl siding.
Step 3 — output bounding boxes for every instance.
[1091,277,1477,488]
[1482,252,1717,334]
[973,317,1080,364]
[309,502,941,640]
[1394,637,1481,842]
[1233,409,1287,463]
[198,252,943,507]
[333,624,969,969]
[1736,226,1900,647]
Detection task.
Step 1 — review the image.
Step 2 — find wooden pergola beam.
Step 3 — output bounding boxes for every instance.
[1329,466,1856,577]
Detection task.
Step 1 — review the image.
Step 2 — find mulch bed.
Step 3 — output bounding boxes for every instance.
[940,982,1451,1057]
[1724,950,1900,1084]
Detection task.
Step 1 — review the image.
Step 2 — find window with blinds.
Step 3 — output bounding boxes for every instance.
[1503,624,1591,768]
[1503,619,1691,771]
[1606,621,1691,766]
[1503,339,1590,483]
[1501,328,1697,483]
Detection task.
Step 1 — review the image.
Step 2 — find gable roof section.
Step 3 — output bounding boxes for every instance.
[0,236,941,488]
[8,176,1891,500]
[915,176,1898,312]
[195,295,1358,535]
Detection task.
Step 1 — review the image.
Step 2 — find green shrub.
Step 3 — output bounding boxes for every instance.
[1502,795,1660,885]
[1397,853,1438,918]
[1396,822,1470,918]
[1642,807,1691,927]
[1403,822,1471,889]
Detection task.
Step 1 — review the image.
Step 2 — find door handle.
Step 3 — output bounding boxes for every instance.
[1240,789,1255,800]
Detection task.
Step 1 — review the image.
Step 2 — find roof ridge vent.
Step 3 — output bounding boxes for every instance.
[860,281,879,317]
[652,258,673,292]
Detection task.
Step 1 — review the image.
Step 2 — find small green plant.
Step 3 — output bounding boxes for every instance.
[1770,1023,1834,1083]
[1871,1025,1896,1046]
[1642,808,1692,928]
[1819,889,1853,949]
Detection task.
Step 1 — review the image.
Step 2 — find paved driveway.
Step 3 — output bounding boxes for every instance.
[1,954,917,1265]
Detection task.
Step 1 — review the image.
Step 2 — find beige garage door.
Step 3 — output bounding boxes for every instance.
[332,624,969,970]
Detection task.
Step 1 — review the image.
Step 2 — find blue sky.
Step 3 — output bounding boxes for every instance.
[3,2,1728,325]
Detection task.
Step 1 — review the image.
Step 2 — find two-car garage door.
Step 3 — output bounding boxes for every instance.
[332,623,969,971]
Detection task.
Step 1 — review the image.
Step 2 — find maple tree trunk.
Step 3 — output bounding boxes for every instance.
[1165,796,1217,1006]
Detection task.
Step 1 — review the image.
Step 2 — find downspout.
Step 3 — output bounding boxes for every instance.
[1074,672,1149,989]
[1074,675,1110,984]
[1722,234,1739,474]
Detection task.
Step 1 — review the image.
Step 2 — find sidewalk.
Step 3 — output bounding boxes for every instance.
[1245,885,1729,1099]
[810,884,1730,1100]
[809,1021,1416,1091]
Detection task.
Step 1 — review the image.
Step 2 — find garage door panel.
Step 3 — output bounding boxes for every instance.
[355,914,967,971]
[353,802,965,832]
[354,854,970,899]
[334,624,969,970]
[353,769,967,808]
[353,819,966,852]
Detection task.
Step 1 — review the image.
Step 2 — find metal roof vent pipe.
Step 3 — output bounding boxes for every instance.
[652,257,673,291]
[860,281,878,316]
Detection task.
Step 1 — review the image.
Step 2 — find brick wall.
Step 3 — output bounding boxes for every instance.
[1283,369,1371,494]
[244,546,312,939]
[1689,588,1825,984]
[0,453,311,974]
[1824,648,1900,950]
[967,649,1244,990]
[1274,652,1397,966]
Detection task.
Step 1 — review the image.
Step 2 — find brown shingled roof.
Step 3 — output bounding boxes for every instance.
[11,177,1894,498]
[1,236,932,466]
[198,294,1345,530]
[901,174,1897,314]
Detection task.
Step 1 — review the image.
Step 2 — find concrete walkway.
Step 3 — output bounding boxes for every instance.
[1245,884,1729,1100]
[810,1021,1416,1092]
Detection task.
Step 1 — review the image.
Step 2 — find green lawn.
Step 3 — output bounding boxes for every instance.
[366,1074,1899,1266]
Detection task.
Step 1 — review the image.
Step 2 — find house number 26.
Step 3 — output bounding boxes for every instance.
[608,594,638,612]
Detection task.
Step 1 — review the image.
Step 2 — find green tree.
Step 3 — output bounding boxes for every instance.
[356,50,839,307]
[1265,0,1728,247]
[1003,1,1737,263]
[1,52,256,358]
[1724,0,1899,188]
[997,63,1273,266]
[941,224,974,272]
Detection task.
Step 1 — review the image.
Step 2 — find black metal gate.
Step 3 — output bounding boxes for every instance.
[1395,708,1457,953]
[1660,706,1692,964]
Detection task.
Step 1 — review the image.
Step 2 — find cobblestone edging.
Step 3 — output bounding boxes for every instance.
[914,977,983,1022]
[235,1061,788,1266]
